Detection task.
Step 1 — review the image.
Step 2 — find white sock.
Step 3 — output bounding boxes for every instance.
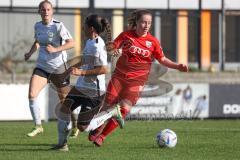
[29,98,41,126]
[57,119,71,145]
[67,121,72,131]
[84,108,116,132]
[71,107,80,129]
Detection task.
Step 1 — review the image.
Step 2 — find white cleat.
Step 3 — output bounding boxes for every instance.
[51,144,69,152]
[27,126,44,137]
[69,127,79,138]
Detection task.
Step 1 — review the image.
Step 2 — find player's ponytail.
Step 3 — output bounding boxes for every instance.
[103,19,114,53]
[99,18,113,53]
[85,14,114,53]
[100,18,106,32]
[85,14,112,41]
[128,10,137,30]
[100,18,111,43]
[85,14,104,34]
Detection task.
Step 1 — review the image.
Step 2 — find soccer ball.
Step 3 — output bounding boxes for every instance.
[156,129,177,148]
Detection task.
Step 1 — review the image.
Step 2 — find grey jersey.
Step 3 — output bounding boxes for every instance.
[76,36,108,97]
[34,19,72,73]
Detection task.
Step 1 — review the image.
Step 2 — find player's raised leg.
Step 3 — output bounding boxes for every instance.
[93,103,130,146]
[82,104,124,133]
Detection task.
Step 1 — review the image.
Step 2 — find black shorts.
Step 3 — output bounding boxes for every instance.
[32,68,70,88]
[64,89,104,125]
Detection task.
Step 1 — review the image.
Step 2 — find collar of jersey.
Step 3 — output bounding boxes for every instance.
[41,18,54,26]
[88,35,100,41]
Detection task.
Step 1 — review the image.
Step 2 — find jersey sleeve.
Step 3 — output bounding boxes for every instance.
[34,23,37,39]
[94,51,108,67]
[94,43,108,67]
[113,32,125,49]
[153,38,165,61]
[59,23,72,40]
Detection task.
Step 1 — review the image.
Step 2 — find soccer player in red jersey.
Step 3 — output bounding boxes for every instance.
[90,9,189,146]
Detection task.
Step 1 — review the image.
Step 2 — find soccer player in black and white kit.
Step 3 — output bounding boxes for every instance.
[24,0,74,137]
[52,14,123,151]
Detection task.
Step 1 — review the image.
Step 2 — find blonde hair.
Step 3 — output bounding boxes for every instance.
[38,0,53,13]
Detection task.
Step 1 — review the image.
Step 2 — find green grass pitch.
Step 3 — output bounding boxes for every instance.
[0,120,240,160]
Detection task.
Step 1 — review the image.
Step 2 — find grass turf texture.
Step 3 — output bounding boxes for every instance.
[0,120,240,160]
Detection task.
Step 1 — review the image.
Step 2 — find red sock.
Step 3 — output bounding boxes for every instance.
[101,107,129,138]
[88,122,107,141]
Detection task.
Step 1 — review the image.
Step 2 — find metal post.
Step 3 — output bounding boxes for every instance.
[89,0,94,12]
[55,0,59,13]
[220,0,226,71]
[197,0,202,70]
[219,13,222,71]
[154,11,161,41]
[124,0,127,29]
[10,0,13,10]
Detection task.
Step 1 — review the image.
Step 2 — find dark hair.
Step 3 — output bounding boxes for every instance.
[128,9,152,30]
[38,0,53,13]
[85,14,112,43]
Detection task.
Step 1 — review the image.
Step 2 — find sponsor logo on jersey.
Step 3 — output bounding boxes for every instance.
[47,31,54,37]
[129,45,150,57]
[146,41,152,48]
[47,31,54,42]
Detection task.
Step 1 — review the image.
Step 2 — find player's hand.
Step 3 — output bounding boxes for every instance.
[107,49,120,57]
[106,42,115,51]
[106,42,119,56]
[70,67,84,76]
[178,64,189,72]
[24,52,32,61]
[46,44,58,53]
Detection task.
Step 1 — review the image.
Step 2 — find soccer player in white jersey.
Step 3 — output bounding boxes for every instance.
[24,0,74,137]
[52,14,123,151]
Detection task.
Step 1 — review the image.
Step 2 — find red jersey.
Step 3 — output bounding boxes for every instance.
[113,30,165,83]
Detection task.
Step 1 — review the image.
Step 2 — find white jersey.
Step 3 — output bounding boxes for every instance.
[34,19,72,73]
[76,36,108,97]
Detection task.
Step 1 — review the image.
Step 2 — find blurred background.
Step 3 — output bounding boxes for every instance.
[0,0,240,121]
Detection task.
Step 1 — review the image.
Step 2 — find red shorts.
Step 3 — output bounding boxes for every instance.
[105,75,144,106]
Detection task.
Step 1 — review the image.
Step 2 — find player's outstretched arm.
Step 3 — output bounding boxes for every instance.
[158,56,189,72]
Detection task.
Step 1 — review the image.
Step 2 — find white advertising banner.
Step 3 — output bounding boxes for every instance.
[0,84,48,121]
[131,83,209,119]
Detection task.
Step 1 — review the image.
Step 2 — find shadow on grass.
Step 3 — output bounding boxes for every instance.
[0,142,98,152]
[0,143,53,152]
